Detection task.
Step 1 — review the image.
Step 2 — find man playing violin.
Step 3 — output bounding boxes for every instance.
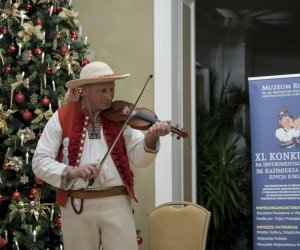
[32,61,171,250]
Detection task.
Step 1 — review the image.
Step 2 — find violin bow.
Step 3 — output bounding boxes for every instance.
[87,74,153,187]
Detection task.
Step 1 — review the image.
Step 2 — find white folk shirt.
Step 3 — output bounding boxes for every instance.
[32,111,159,190]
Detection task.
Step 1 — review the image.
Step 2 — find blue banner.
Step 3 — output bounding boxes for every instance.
[249,74,300,249]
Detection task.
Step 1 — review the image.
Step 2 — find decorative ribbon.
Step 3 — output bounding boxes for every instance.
[31,108,53,124]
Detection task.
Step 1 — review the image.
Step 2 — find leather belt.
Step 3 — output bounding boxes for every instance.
[69,186,128,199]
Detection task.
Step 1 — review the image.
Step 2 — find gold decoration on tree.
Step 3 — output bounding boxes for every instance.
[17,127,36,143]
[9,189,53,222]
[0,104,15,134]
[7,156,23,172]
[53,50,78,74]
[31,108,53,123]
[58,7,80,28]
[0,2,29,22]
[18,21,44,42]
[30,93,38,105]
[22,49,33,62]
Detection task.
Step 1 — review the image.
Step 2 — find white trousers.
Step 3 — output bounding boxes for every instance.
[60,195,138,250]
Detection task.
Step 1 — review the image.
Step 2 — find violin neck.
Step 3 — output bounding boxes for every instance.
[134,111,158,124]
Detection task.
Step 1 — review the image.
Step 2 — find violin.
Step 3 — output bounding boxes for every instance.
[102,100,188,139]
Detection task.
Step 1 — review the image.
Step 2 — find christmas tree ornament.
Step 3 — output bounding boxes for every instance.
[29,187,38,200]
[11,74,30,108]
[34,47,42,55]
[70,30,78,41]
[8,156,23,171]
[0,104,15,134]
[22,110,32,121]
[2,160,10,171]
[1,26,8,35]
[35,17,43,26]
[41,96,50,107]
[18,21,44,42]
[12,190,22,201]
[14,92,25,104]
[20,175,29,184]
[22,49,33,62]
[45,65,52,74]
[30,93,38,105]
[17,127,36,144]
[56,5,62,13]
[60,44,69,55]
[55,215,62,229]
[80,58,89,67]
[25,3,33,11]
[8,44,17,54]
[4,65,11,73]
[58,8,80,27]
[0,194,5,202]
[0,237,7,248]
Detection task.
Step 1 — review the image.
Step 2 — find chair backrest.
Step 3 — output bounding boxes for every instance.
[148,201,211,250]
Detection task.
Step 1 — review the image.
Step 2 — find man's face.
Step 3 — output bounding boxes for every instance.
[81,81,115,113]
[280,116,293,128]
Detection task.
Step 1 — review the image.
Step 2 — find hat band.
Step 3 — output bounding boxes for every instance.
[97,74,115,78]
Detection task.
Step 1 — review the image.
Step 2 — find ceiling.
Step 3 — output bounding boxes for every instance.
[198,0,300,27]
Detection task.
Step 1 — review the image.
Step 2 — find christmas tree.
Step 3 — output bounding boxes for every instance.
[0,0,93,249]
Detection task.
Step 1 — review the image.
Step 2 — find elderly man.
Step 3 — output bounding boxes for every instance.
[32,61,171,250]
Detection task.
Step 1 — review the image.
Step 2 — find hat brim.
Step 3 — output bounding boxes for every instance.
[65,74,130,89]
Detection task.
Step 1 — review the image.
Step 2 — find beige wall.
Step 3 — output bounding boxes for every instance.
[73,1,154,249]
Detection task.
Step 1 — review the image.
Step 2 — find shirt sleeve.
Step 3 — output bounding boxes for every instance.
[32,111,71,189]
[123,126,160,167]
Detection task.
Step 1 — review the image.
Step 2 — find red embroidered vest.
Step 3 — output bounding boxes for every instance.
[55,101,137,206]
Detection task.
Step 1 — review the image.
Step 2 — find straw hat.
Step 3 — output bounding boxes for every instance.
[65,61,130,89]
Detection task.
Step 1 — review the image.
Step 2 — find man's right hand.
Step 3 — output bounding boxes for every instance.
[67,163,100,181]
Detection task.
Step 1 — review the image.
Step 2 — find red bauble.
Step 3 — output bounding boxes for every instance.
[55,215,62,229]
[35,176,44,185]
[71,33,78,41]
[28,187,38,200]
[35,17,43,26]
[22,110,32,121]
[80,58,89,67]
[12,191,22,201]
[56,5,62,12]
[137,235,143,245]
[8,44,16,54]
[14,92,25,104]
[60,45,69,55]
[0,237,7,248]
[1,161,9,171]
[0,194,4,202]
[45,65,52,74]
[25,3,33,11]
[41,96,50,107]
[34,47,42,55]
[4,65,11,73]
[1,26,8,35]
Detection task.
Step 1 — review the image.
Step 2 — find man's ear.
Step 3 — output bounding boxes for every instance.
[81,86,88,96]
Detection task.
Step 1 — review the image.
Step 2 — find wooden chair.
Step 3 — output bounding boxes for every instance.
[148,201,211,250]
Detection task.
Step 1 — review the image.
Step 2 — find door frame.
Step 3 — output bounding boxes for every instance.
[154,0,196,205]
